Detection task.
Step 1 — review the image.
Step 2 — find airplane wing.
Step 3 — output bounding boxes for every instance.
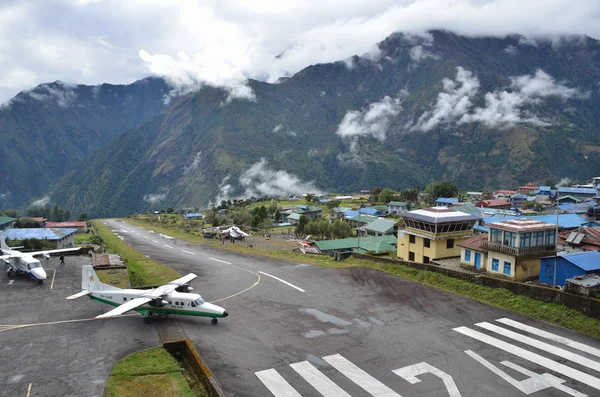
[139,273,197,299]
[95,297,153,319]
[167,273,197,286]
[26,247,81,257]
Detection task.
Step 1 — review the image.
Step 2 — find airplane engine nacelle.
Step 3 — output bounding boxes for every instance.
[175,285,193,293]
[149,299,168,307]
[44,254,50,259]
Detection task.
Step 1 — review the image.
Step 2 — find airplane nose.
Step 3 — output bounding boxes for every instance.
[222,310,228,317]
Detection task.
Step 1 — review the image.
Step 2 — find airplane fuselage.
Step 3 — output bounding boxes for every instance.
[89,290,227,318]
[5,255,47,281]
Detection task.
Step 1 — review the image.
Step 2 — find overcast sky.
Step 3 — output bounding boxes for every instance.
[1,0,600,104]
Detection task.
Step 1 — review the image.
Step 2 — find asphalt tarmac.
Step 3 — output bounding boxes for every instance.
[0,251,159,397]
[108,219,600,397]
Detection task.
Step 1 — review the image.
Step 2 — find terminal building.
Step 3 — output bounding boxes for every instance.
[397,207,481,264]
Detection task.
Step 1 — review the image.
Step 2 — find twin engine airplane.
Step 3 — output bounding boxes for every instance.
[67,265,228,324]
[1,231,80,284]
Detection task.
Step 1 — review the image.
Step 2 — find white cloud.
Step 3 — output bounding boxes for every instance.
[239,158,319,198]
[2,1,600,104]
[415,67,480,131]
[212,175,233,205]
[143,193,166,204]
[25,81,77,108]
[336,93,405,152]
[183,151,202,175]
[29,195,50,208]
[272,124,283,132]
[504,44,518,55]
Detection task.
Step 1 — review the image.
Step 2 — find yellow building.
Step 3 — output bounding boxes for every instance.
[397,207,481,264]
[459,218,557,281]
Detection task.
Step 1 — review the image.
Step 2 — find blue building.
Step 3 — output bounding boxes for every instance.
[184,212,203,219]
[359,207,386,217]
[435,197,459,207]
[539,251,600,287]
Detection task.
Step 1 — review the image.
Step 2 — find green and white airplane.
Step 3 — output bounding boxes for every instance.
[67,265,228,324]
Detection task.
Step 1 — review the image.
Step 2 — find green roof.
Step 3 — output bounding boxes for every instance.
[314,235,397,253]
[349,214,378,223]
[287,213,303,220]
[0,216,16,226]
[388,201,408,206]
[365,218,396,234]
[333,207,352,213]
[373,205,388,211]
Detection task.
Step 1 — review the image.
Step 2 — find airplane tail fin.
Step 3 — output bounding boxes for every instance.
[82,265,119,291]
[0,231,11,253]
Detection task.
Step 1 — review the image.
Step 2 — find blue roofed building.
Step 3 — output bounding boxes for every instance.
[359,207,386,217]
[3,228,78,248]
[557,187,597,201]
[474,214,592,233]
[435,197,459,207]
[539,251,600,287]
[184,212,203,219]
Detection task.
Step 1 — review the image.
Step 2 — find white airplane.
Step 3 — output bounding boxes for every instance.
[0,231,80,284]
[67,265,228,324]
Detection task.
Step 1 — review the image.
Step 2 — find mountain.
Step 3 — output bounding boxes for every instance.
[0,77,169,208]
[15,31,600,216]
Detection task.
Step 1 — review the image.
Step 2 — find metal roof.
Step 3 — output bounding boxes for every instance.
[287,213,303,220]
[44,221,87,227]
[403,207,482,224]
[365,218,397,234]
[388,201,408,206]
[314,235,397,253]
[3,228,78,240]
[557,187,597,195]
[544,251,600,272]
[359,207,385,216]
[476,214,590,232]
[566,274,600,288]
[184,213,203,218]
[435,198,459,204]
[0,216,16,226]
[349,214,379,223]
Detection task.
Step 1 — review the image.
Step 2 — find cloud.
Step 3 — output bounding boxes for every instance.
[26,81,77,108]
[3,1,600,104]
[415,67,480,131]
[29,195,50,208]
[182,151,202,175]
[336,92,405,152]
[272,124,283,132]
[212,175,233,205]
[239,158,319,198]
[504,44,518,55]
[143,193,166,205]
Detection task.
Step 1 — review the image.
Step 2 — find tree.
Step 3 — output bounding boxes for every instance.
[1,209,18,218]
[424,181,459,203]
[378,188,395,205]
[543,179,557,189]
[166,207,174,214]
[295,215,309,236]
[305,194,315,204]
[78,212,89,221]
[369,187,383,202]
[325,199,341,211]
[481,191,494,200]
[63,210,72,221]
[268,202,278,215]
[274,208,282,223]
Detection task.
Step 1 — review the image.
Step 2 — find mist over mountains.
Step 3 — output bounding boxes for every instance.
[2,30,600,217]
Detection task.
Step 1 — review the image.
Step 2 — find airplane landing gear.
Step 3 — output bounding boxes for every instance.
[38,280,43,285]
[143,317,151,324]
[211,318,218,325]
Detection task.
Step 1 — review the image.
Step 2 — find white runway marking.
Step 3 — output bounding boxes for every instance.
[164,244,173,248]
[209,257,231,264]
[454,326,600,391]
[259,271,305,292]
[143,236,149,239]
[323,353,401,396]
[255,369,302,397]
[8,280,13,285]
[496,318,600,358]
[476,322,600,373]
[290,361,352,397]
[181,250,195,255]
[152,239,159,243]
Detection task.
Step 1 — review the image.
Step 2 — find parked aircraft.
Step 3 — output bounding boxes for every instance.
[0,231,80,284]
[67,265,228,324]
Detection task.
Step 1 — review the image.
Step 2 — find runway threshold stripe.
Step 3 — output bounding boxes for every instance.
[143,236,149,239]
[255,369,302,397]
[496,318,600,358]
[181,250,196,255]
[476,322,600,373]
[290,361,352,397]
[454,326,600,391]
[152,240,159,243]
[164,244,173,248]
[259,271,305,292]
[323,354,402,397]
[209,257,231,265]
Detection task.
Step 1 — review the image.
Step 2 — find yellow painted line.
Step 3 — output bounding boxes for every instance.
[26,383,32,397]
[0,314,138,333]
[50,269,56,289]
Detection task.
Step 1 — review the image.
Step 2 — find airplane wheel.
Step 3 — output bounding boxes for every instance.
[143,317,151,324]
[211,318,218,325]
[38,280,43,285]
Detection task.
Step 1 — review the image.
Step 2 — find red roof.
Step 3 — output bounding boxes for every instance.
[518,183,539,190]
[45,221,87,228]
[457,234,488,251]
[475,199,511,208]
[495,190,518,196]
[23,217,46,222]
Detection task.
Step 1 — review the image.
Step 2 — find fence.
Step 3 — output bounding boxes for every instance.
[352,253,600,319]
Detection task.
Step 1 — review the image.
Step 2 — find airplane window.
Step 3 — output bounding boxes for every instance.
[194,298,204,305]
[191,301,196,307]
[175,301,179,305]
[123,297,127,301]
[168,301,172,305]
[29,262,40,268]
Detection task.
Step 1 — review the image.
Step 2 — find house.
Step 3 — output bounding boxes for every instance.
[286,213,303,225]
[565,274,600,297]
[466,192,483,198]
[331,207,352,220]
[474,199,512,209]
[435,197,459,207]
[482,219,557,281]
[537,186,556,199]
[45,221,88,233]
[557,187,597,201]
[0,216,16,230]
[556,195,581,204]
[293,205,323,219]
[313,235,397,254]
[358,207,386,217]
[363,218,398,237]
[183,212,203,219]
[510,193,527,207]
[18,217,47,227]
[397,207,481,264]
[473,214,591,234]
[518,183,539,194]
[539,251,600,287]
[347,214,379,229]
[495,190,517,198]
[558,227,600,253]
[458,234,489,271]
[3,228,78,248]
[388,201,409,214]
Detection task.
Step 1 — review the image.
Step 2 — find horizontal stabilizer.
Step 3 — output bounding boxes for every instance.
[95,297,153,319]
[66,290,91,300]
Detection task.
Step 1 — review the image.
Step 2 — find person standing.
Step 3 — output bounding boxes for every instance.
[59,254,65,265]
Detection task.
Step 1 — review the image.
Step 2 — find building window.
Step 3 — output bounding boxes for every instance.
[409,251,415,261]
[533,231,544,246]
[424,238,430,248]
[503,261,511,275]
[520,232,531,248]
[545,264,554,279]
[492,258,499,271]
[503,231,516,247]
[409,234,416,244]
[446,239,454,249]
[490,228,501,242]
[545,230,556,245]
[465,250,471,262]
[424,256,430,264]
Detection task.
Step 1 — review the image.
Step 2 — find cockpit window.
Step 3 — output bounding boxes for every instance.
[28,262,41,269]
[194,297,204,305]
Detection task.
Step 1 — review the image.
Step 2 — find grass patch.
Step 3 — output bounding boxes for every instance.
[73,234,92,244]
[126,217,206,243]
[105,348,203,397]
[96,268,131,288]
[91,220,182,287]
